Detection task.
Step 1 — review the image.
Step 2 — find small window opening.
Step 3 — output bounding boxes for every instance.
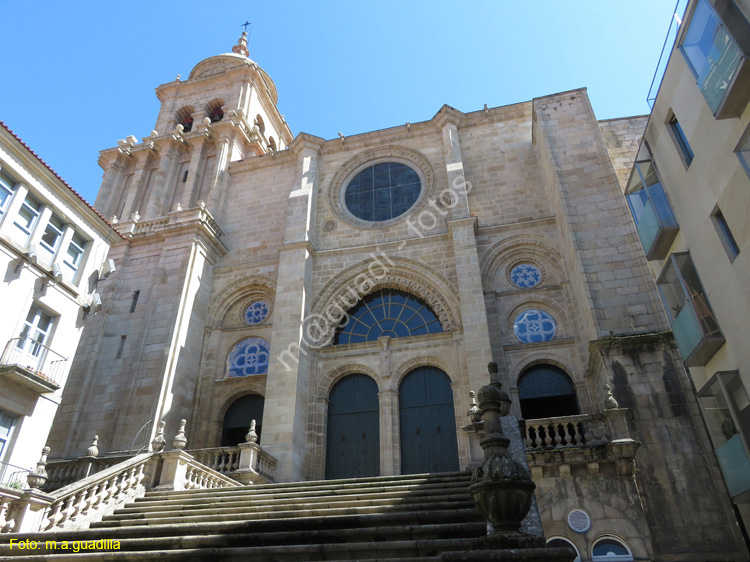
[182,170,189,183]
[254,114,265,135]
[668,114,694,166]
[206,99,224,123]
[130,290,140,313]
[116,335,127,359]
[712,208,740,261]
[175,107,194,133]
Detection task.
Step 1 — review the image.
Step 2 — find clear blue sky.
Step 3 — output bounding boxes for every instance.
[1,1,678,206]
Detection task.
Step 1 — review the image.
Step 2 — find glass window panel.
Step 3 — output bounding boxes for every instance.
[226,337,270,377]
[334,289,442,344]
[0,172,15,212]
[373,163,390,188]
[669,116,694,165]
[683,0,722,82]
[344,162,421,222]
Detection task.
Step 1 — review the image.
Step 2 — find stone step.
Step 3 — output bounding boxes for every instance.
[0,521,486,557]
[136,480,471,505]
[138,473,471,501]
[2,509,484,543]
[92,500,478,528]
[111,491,473,517]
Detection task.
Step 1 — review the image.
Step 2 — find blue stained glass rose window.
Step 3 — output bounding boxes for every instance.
[243,300,270,325]
[344,162,421,222]
[227,337,270,377]
[510,263,542,289]
[513,310,556,344]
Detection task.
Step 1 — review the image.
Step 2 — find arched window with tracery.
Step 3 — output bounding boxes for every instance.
[175,106,194,132]
[334,289,443,345]
[226,337,270,377]
[518,364,579,419]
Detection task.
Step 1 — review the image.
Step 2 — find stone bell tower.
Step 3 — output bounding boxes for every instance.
[48,32,293,457]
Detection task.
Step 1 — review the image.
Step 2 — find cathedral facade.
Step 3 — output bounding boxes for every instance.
[46,33,748,560]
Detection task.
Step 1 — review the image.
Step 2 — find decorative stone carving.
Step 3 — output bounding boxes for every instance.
[323,220,337,232]
[467,390,482,425]
[86,435,99,458]
[379,336,392,379]
[311,257,461,345]
[469,362,540,547]
[26,446,50,489]
[151,420,166,452]
[172,419,188,450]
[604,384,619,410]
[246,420,258,444]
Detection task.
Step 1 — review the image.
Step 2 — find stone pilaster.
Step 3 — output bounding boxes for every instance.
[145,137,184,219]
[379,389,400,476]
[263,134,324,482]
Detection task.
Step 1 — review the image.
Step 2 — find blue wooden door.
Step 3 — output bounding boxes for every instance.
[326,374,380,479]
[399,366,459,474]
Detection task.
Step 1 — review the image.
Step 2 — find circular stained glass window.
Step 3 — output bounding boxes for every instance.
[510,263,542,289]
[344,162,421,222]
[243,300,269,325]
[227,337,270,377]
[513,310,556,344]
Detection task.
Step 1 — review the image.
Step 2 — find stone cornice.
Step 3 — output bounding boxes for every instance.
[431,104,465,130]
[276,240,316,255]
[290,133,325,155]
[446,216,478,237]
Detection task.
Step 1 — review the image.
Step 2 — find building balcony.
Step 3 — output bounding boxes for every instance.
[680,0,750,118]
[626,160,678,260]
[0,338,67,393]
[657,253,725,367]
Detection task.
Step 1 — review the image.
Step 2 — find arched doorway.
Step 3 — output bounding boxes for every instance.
[326,374,380,479]
[518,364,579,419]
[221,394,265,446]
[399,366,459,474]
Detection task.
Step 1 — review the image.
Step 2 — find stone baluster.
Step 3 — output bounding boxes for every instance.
[0,498,12,533]
[553,423,563,447]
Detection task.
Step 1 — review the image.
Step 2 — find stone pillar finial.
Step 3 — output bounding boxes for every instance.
[26,446,50,489]
[232,31,249,57]
[604,384,619,410]
[468,361,538,547]
[245,419,258,443]
[86,435,99,457]
[172,419,188,450]
[487,361,499,383]
[151,420,166,452]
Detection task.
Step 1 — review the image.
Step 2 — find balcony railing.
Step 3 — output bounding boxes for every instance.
[0,338,67,391]
[647,0,690,108]
[658,253,725,366]
[626,160,679,260]
[0,461,32,490]
[680,0,750,118]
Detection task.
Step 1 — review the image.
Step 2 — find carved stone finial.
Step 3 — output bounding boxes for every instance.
[172,419,188,450]
[176,74,181,82]
[467,390,482,425]
[111,215,119,224]
[173,203,182,212]
[232,31,249,57]
[245,419,258,443]
[26,446,50,489]
[203,116,211,126]
[86,435,99,458]
[604,384,619,410]
[130,211,140,222]
[469,361,537,546]
[151,420,166,452]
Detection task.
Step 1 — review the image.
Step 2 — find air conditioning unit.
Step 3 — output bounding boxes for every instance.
[101,258,116,279]
[51,262,63,282]
[91,292,103,312]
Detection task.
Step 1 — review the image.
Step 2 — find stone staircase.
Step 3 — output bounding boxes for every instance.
[0,472,494,561]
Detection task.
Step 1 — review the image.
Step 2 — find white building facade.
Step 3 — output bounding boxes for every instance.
[0,122,116,487]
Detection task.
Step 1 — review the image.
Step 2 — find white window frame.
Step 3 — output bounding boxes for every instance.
[39,213,64,255]
[15,305,55,369]
[63,231,87,282]
[591,536,634,561]
[0,170,16,217]
[0,409,18,463]
[13,193,42,237]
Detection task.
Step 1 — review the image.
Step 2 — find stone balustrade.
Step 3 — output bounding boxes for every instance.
[185,443,278,484]
[44,455,132,491]
[41,453,153,532]
[523,413,608,450]
[188,446,241,475]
